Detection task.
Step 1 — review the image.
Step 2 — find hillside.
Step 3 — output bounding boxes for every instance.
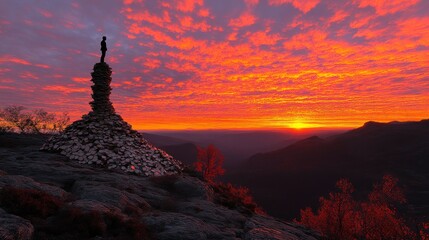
[225,120,429,220]
[149,130,301,168]
[0,133,320,240]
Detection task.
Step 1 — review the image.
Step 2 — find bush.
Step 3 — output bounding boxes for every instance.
[0,186,64,218]
[295,175,417,240]
[212,182,264,215]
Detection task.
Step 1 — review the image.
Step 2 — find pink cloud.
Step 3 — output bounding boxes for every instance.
[37,9,53,18]
[71,77,89,83]
[245,0,259,7]
[354,0,420,15]
[198,8,210,17]
[328,10,349,23]
[349,14,375,28]
[20,72,39,80]
[175,0,203,12]
[228,12,257,28]
[227,32,238,41]
[269,0,320,13]
[43,85,88,94]
[0,56,50,69]
[134,57,162,69]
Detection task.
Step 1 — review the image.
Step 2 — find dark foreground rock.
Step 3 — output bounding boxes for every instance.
[0,133,321,240]
[0,208,33,240]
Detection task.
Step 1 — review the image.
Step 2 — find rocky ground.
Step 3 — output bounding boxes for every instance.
[0,133,321,240]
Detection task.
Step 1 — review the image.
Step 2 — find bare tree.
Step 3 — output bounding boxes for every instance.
[52,112,70,133]
[30,109,55,134]
[0,106,33,133]
[0,106,70,134]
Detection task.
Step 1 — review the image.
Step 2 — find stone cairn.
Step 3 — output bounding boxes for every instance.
[41,62,183,176]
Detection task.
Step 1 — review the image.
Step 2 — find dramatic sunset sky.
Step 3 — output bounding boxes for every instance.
[0,0,428,130]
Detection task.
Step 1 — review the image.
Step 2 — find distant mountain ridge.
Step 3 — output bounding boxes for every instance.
[247,119,429,172]
[225,119,429,220]
[141,133,198,167]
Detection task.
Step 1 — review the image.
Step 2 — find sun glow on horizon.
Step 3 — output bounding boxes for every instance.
[289,122,310,130]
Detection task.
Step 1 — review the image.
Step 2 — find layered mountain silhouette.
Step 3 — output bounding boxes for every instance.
[225,120,429,220]
[142,133,198,166]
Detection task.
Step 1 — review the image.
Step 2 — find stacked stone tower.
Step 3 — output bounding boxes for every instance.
[41,62,183,176]
[89,63,115,114]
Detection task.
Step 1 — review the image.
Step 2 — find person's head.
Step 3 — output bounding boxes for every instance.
[102,36,106,40]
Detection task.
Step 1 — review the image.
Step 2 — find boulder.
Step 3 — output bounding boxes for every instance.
[0,175,67,199]
[142,212,239,240]
[71,180,150,213]
[244,215,321,240]
[0,208,34,240]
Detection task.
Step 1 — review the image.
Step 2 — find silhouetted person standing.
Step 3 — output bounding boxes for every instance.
[100,36,107,63]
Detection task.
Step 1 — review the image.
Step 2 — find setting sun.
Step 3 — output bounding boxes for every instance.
[289,122,307,130]
[288,121,319,130]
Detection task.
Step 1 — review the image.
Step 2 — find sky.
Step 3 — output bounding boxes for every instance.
[0,0,428,130]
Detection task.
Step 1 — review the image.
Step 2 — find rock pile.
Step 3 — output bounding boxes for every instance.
[41,63,182,176]
[89,62,115,114]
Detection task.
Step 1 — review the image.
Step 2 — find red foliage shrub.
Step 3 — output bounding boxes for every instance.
[420,222,429,240]
[296,175,417,240]
[0,186,64,218]
[194,144,225,182]
[212,182,264,215]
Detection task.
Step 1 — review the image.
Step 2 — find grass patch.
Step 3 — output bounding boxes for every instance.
[0,186,64,218]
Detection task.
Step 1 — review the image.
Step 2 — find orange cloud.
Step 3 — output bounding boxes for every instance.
[396,17,429,46]
[248,31,281,46]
